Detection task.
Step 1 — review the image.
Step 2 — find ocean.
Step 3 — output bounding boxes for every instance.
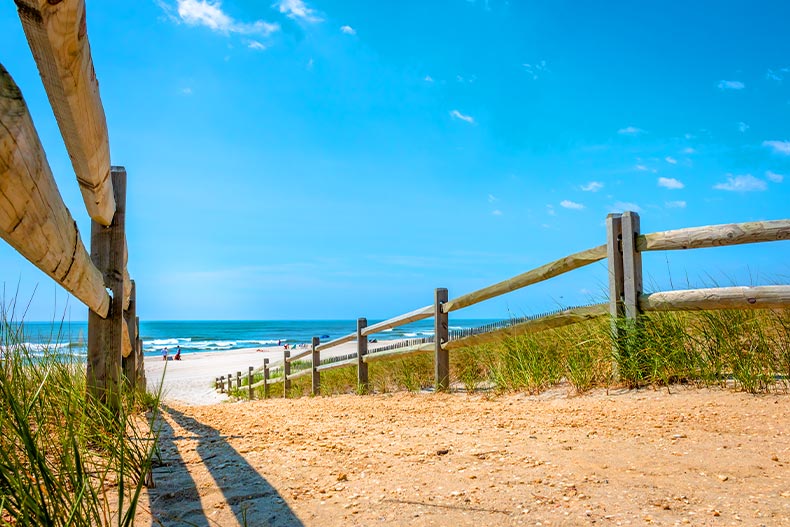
[6,319,498,359]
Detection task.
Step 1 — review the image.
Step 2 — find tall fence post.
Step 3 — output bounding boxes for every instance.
[236,371,242,393]
[122,280,137,387]
[311,336,321,396]
[263,358,270,399]
[283,349,291,398]
[606,213,624,379]
[356,318,369,394]
[622,211,643,321]
[87,166,126,412]
[219,375,225,393]
[434,288,450,391]
[248,366,254,400]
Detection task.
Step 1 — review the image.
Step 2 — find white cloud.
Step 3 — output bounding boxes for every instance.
[618,126,645,136]
[172,0,280,36]
[491,209,503,216]
[766,68,788,82]
[635,164,657,173]
[682,147,696,154]
[306,57,314,70]
[560,200,584,210]
[717,80,745,90]
[523,60,547,80]
[658,177,684,189]
[248,40,266,50]
[180,87,193,95]
[665,200,687,209]
[450,110,474,124]
[581,181,603,192]
[763,140,790,155]
[612,201,641,213]
[340,25,356,35]
[546,204,556,216]
[766,170,785,183]
[488,194,497,203]
[424,75,434,83]
[713,174,767,192]
[738,121,749,133]
[665,156,677,165]
[275,0,322,22]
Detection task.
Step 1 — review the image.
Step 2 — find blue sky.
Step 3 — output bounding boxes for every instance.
[1,0,788,321]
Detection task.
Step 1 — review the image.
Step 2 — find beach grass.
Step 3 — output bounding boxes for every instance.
[236,308,789,399]
[0,308,160,526]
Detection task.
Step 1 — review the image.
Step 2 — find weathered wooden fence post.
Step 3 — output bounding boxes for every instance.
[622,211,643,321]
[87,166,126,411]
[434,288,450,391]
[236,371,242,393]
[248,366,254,400]
[228,372,233,391]
[357,318,369,394]
[606,213,624,379]
[311,337,321,396]
[122,280,137,387]
[219,375,225,393]
[283,349,291,397]
[263,358,270,399]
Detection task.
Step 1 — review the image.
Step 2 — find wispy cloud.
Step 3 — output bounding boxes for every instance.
[491,209,503,216]
[488,194,497,203]
[560,200,584,210]
[424,75,434,83]
[611,201,641,213]
[738,121,750,133]
[180,87,193,95]
[681,147,696,154]
[581,181,603,192]
[546,204,556,216]
[766,67,788,82]
[450,109,475,124]
[665,200,687,209]
[665,156,677,165]
[248,40,266,50]
[763,140,790,155]
[522,60,547,80]
[713,174,767,192]
[717,80,745,90]
[165,0,280,36]
[658,177,684,189]
[766,170,785,183]
[618,126,645,136]
[275,0,322,22]
[635,164,657,173]
[340,25,356,35]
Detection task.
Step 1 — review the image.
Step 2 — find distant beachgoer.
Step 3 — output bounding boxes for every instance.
[174,346,181,361]
[162,347,168,361]
[277,339,281,346]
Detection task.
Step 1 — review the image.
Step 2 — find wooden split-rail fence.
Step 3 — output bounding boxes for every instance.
[1,1,144,410]
[217,214,790,397]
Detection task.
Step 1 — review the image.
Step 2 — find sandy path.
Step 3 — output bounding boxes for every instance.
[137,386,790,526]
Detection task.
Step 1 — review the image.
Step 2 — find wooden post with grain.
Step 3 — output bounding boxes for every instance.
[122,280,137,387]
[87,167,126,411]
[248,366,254,400]
[283,349,291,398]
[236,371,242,392]
[311,336,321,396]
[356,318,369,394]
[606,213,624,378]
[263,358,270,399]
[434,288,450,391]
[622,211,643,321]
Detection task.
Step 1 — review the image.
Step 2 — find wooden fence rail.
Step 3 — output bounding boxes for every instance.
[220,214,790,398]
[2,1,146,413]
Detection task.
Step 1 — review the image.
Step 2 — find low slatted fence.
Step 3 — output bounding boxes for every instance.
[217,215,790,397]
[1,1,144,409]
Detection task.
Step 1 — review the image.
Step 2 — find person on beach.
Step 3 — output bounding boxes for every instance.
[162,347,168,361]
[174,346,181,360]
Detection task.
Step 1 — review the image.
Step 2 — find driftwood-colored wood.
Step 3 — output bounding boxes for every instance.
[357,318,369,394]
[360,305,435,336]
[15,0,116,225]
[316,357,358,372]
[444,304,609,351]
[639,286,790,311]
[637,219,790,252]
[434,288,449,391]
[622,212,642,320]
[287,368,312,380]
[315,332,356,352]
[363,342,435,363]
[219,376,225,393]
[311,336,320,396]
[122,281,136,385]
[283,350,291,397]
[287,348,312,362]
[248,367,254,399]
[442,244,608,313]
[263,358,269,398]
[0,65,109,317]
[606,214,624,380]
[86,167,125,410]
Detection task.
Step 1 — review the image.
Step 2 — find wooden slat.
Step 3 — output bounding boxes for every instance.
[287,368,312,380]
[361,305,435,336]
[287,348,312,362]
[363,342,435,363]
[0,65,109,316]
[442,244,608,313]
[639,286,790,312]
[15,0,115,225]
[637,220,790,252]
[316,358,358,372]
[444,304,609,351]
[315,332,356,352]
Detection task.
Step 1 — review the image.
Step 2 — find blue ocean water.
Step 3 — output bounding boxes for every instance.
[7,319,497,359]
